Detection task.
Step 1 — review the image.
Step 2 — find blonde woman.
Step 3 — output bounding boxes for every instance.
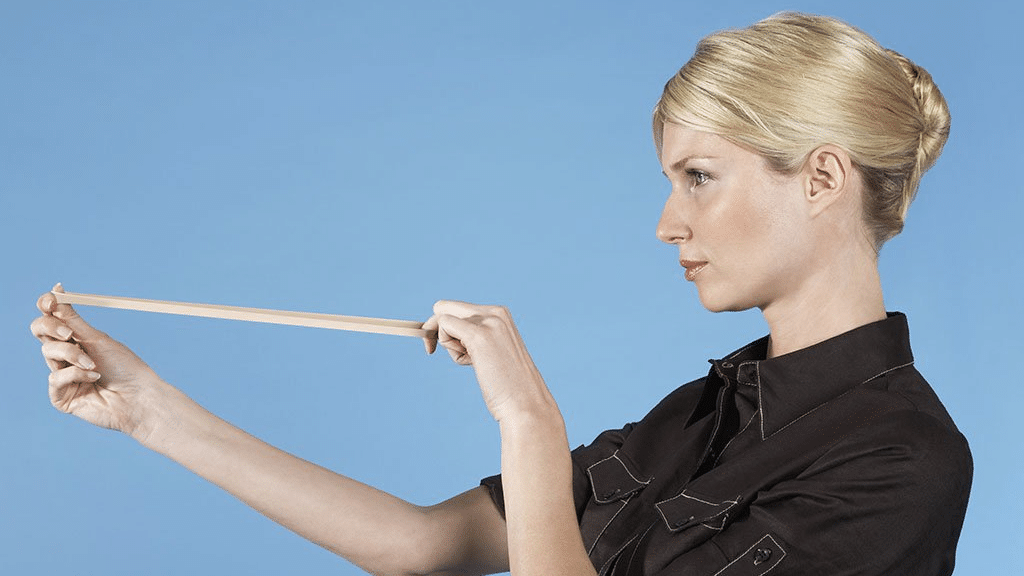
[31,13,971,576]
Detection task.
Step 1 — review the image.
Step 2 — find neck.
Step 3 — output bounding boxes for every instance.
[761,251,886,359]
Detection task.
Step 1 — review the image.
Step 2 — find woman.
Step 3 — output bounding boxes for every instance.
[31,12,971,576]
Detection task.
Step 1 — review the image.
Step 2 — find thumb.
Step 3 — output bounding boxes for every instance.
[50,283,104,340]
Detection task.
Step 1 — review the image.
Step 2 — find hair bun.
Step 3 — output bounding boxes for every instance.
[886,49,951,173]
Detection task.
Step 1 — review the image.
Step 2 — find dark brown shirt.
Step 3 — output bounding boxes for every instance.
[482,313,972,575]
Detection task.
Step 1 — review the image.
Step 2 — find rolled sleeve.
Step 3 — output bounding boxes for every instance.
[480,422,637,521]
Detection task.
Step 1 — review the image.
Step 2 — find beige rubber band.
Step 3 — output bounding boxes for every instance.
[52,290,434,339]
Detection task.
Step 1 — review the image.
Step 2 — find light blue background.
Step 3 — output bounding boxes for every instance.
[1,1,1019,574]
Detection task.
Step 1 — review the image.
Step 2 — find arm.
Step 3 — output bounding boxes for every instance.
[142,384,509,576]
[31,286,509,576]
[425,302,597,576]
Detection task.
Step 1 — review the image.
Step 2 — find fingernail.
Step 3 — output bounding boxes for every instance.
[86,371,100,380]
[81,357,96,370]
[57,326,73,339]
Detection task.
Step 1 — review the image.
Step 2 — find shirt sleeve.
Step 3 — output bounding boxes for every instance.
[653,410,972,576]
[479,422,637,521]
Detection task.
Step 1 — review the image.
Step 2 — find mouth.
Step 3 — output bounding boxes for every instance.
[679,259,709,281]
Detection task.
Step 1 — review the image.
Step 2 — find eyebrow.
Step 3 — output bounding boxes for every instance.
[662,155,719,178]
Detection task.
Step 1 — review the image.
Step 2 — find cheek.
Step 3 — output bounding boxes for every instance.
[723,187,806,277]
[725,193,783,252]
[751,195,813,278]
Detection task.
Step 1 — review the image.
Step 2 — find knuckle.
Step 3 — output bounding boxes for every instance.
[489,305,512,320]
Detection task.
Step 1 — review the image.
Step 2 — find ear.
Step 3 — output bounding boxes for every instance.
[803,145,852,217]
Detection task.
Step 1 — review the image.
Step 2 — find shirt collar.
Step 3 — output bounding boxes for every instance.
[690,312,915,439]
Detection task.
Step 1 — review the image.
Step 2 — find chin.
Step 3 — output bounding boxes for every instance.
[695,287,757,314]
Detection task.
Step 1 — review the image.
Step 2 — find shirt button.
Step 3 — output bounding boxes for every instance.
[720,361,734,368]
[671,516,695,529]
[753,548,772,565]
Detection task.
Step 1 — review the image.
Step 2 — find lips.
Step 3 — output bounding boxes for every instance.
[679,259,709,281]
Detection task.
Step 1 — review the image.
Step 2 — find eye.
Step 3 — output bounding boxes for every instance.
[686,169,711,187]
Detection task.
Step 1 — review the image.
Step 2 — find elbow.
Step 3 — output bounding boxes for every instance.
[356,505,469,576]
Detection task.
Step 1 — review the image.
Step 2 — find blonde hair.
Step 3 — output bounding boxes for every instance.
[653,12,950,248]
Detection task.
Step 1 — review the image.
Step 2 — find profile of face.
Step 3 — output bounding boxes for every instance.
[656,123,820,314]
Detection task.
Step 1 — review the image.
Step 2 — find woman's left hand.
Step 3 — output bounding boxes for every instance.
[423,301,553,423]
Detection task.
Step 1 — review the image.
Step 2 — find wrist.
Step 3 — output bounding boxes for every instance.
[129,378,203,452]
[496,397,564,434]
[497,403,569,456]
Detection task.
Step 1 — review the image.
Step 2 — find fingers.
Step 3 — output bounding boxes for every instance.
[49,365,101,391]
[425,309,488,365]
[41,340,97,372]
[437,316,472,365]
[34,285,80,372]
[35,283,103,341]
[422,300,488,356]
[48,365,102,413]
[425,301,520,367]
[30,314,75,342]
[31,315,77,371]
[432,300,509,319]
[36,284,60,315]
[422,315,440,355]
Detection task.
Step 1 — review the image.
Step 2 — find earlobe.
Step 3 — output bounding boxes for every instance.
[804,145,851,216]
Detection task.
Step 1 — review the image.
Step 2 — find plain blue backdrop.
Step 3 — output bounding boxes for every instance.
[2,1,1020,574]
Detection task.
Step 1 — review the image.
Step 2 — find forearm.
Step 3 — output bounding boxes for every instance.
[136,379,438,576]
[498,403,597,576]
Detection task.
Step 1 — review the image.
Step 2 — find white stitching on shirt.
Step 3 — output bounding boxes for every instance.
[596,530,640,576]
[862,360,915,384]
[713,409,759,467]
[768,386,857,437]
[655,489,737,508]
[655,491,739,531]
[710,533,787,576]
[587,498,630,556]
[755,361,766,440]
[586,451,651,488]
[613,452,651,485]
[701,514,730,530]
[621,524,656,576]
[674,491,717,506]
[765,359,915,439]
[761,535,787,576]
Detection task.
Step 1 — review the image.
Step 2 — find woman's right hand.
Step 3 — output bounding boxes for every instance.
[30,284,165,441]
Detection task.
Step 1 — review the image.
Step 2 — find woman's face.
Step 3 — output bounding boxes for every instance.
[657,123,815,314]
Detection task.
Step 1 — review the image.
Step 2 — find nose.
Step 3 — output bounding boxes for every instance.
[656,194,691,244]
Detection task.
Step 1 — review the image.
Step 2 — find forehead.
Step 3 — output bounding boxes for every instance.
[659,123,737,166]
[659,123,774,177]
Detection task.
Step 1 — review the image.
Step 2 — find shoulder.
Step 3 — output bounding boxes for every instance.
[809,404,973,504]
